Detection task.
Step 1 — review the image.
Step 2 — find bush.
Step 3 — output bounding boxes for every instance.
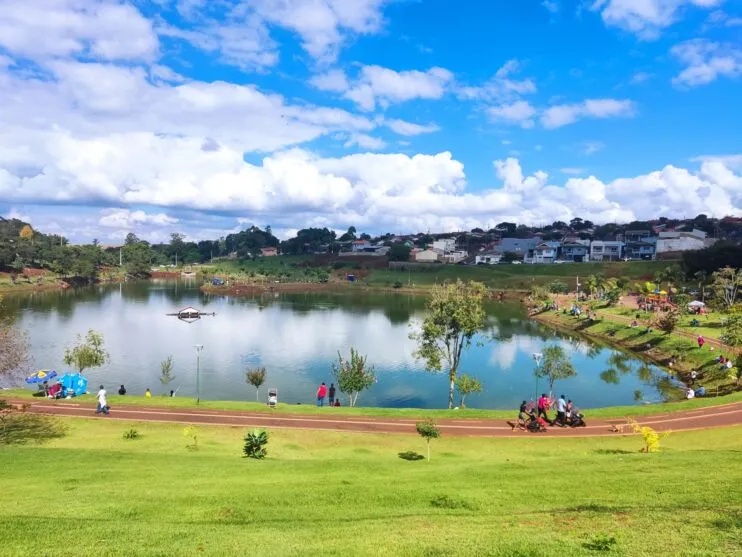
[0,401,66,445]
[183,425,199,450]
[652,309,680,334]
[122,428,141,440]
[393,281,403,289]
[548,281,569,294]
[583,534,618,552]
[243,429,269,459]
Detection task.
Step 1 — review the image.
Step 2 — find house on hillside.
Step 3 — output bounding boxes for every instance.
[475,252,502,265]
[560,242,589,262]
[261,247,278,257]
[351,240,371,253]
[656,229,708,255]
[415,249,439,263]
[432,238,457,255]
[590,240,624,261]
[525,241,560,264]
[493,238,538,260]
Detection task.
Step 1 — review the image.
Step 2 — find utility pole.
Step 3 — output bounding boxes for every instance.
[194,345,204,405]
[119,247,122,267]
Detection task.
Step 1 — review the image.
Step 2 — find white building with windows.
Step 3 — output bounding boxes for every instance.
[656,229,707,254]
[590,241,624,261]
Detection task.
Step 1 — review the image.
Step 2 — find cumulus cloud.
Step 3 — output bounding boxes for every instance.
[99,209,179,228]
[486,101,537,128]
[384,119,440,136]
[0,0,159,62]
[541,98,636,128]
[317,65,454,111]
[592,0,721,38]
[542,1,560,14]
[343,133,387,150]
[456,59,536,104]
[671,39,742,87]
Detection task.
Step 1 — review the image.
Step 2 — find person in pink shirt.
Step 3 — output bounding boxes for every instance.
[316,382,327,407]
[697,335,705,349]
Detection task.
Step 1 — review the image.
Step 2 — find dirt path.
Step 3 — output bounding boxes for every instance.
[13,399,742,438]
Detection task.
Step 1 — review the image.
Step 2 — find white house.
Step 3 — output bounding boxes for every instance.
[415,249,439,263]
[590,241,624,261]
[442,251,468,264]
[526,241,560,264]
[475,253,501,265]
[432,238,456,255]
[351,240,371,253]
[656,230,707,254]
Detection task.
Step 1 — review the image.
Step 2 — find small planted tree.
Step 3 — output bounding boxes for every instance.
[535,345,577,395]
[454,374,483,408]
[415,420,440,462]
[243,429,269,459]
[627,419,664,453]
[245,367,266,401]
[332,348,375,407]
[652,309,680,334]
[183,425,199,450]
[411,280,487,409]
[721,312,742,348]
[160,356,176,389]
[63,329,109,374]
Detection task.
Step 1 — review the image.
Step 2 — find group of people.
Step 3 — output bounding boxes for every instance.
[517,394,584,431]
[316,382,341,407]
[116,385,175,397]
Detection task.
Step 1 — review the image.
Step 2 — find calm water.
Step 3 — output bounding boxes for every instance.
[5,281,679,409]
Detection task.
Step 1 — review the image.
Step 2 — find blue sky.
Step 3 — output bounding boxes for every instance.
[0,0,740,243]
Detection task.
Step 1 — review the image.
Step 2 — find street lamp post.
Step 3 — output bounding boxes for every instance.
[532,352,543,400]
[194,345,204,405]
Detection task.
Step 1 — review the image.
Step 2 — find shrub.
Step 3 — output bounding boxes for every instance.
[393,281,403,289]
[430,495,472,510]
[583,534,618,552]
[243,430,269,459]
[122,428,141,440]
[548,281,569,294]
[183,425,199,450]
[652,309,680,334]
[627,419,664,453]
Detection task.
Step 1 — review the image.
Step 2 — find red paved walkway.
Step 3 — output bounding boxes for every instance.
[12,399,742,437]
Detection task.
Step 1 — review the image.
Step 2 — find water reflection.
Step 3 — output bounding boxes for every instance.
[7,282,677,409]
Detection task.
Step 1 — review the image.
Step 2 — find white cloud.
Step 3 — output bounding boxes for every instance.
[457,59,536,103]
[582,141,606,155]
[541,98,636,128]
[487,101,537,128]
[592,0,721,38]
[671,39,742,87]
[385,119,440,136]
[343,134,387,150]
[99,209,179,229]
[542,1,560,14]
[691,154,742,170]
[629,71,653,84]
[343,65,454,111]
[0,0,159,62]
[561,167,585,175]
[309,69,350,92]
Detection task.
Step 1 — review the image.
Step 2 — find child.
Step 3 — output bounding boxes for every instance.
[145,388,152,398]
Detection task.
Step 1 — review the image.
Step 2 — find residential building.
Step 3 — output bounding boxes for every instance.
[624,238,656,260]
[432,238,456,255]
[475,252,502,265]
[623,229,654,243]
[415,249,439,263]
[260,247,278,257]
[656,229,707,254]
[442,250,468,264]
[560,242,589,262]
[526,241,560,264]
[493,238,538,259]
[590,241,624,261]
[351,240,371,253]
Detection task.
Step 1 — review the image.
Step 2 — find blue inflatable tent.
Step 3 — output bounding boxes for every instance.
[58,373,89,397]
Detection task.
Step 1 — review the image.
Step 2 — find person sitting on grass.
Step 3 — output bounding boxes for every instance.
[118,384,126,395]
[145,388,152,398]
[48,382,62,399]
[334,398,341,407]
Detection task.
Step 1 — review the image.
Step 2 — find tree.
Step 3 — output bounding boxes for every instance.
[501,252,520,263]
[535,345,577,395]
[721,311,742,347]
[454,374,482,408]
[122,242,153,277]
[388,244,411,262]
[63,329,109,374]
[332,348,375,407]
[0,297,32,381]
[415,420,440,462]
[652,309,680,334]
[731,354,742,386]
[694,271,708,303]
[245,367,266,401]
[160,356,176,388]
[712,267,741,310]
[124,232,140,246]
[411,280,486,409]
[19,225,34,242]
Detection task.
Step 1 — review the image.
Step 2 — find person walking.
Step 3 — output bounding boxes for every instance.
[95,385,109,415]
[316,382,327,407]
[697,335,705,349]
[537,393,551,425]
[328,383,336,406]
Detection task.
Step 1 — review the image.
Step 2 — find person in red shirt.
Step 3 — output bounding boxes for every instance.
[316,382,327,407]
[537,393,552,425]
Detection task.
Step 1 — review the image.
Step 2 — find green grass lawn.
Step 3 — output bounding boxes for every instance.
[1,419,741,556]
[5,388,742,420]
[598,305,728,341]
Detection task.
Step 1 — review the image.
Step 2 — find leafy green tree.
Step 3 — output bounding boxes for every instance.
[501,251,519,263]
[122,243,153,277]
[388,244,411,262]
[160,356,176,389]
[535,345,577,395]
[63,330,109,374]
[652,309,680,334]
[245,367,266,401]
[411,280,486,409]
[712,267,741,309]
[332,348,375,407]
[721,311,742,347]
[454,374,483,408]
[415,420,440,462]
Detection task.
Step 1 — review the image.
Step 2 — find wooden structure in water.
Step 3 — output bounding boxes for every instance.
[166,306,216,323]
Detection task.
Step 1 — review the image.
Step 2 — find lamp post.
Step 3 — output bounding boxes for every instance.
[194,345,204,405]
[532,352,543,400]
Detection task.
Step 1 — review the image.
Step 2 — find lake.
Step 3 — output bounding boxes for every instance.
[4,281,679,409]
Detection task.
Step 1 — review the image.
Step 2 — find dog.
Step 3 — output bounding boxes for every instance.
[609,423,625,433]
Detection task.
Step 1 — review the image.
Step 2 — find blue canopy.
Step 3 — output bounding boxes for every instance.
[26,370,57,384]
[57,373,88,396]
